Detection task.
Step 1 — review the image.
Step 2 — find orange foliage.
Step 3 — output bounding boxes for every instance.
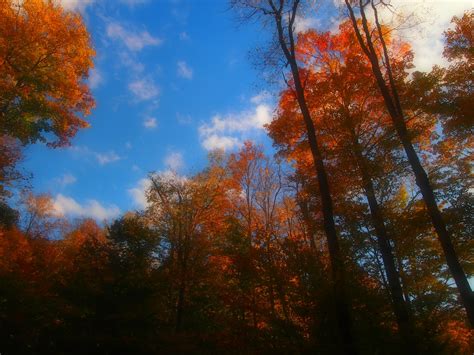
[442,320,474,353]
[0,0,95,146]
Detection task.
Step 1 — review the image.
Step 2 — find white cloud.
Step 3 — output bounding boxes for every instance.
[164,151,184,171]
[57,0,94,12]
[119,52,145,73]
[200,104,272,136]
[143,117,157,128]
[199,103,272,151]
[201,135,241,151]
[177,60,193,79]
[250,91,271,104]
[106,22,162,51]
[56,173,77,186]
[128,78,160,101]
[95,151,121,165]
[128,178,151,209]
[53,194,120,220]
[395,1,471,72]
[67,146,123,166]
[88,68,103,89]
[332,0,472,72]
[293,14,320,33]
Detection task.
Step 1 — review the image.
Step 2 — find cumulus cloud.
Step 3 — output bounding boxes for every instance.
[201,135,241,151]
[56,173,77,186]
[164,151,184,171]
[332,0,472,72]
[250,91,271,104]
[143,117,157,128]
[106,22,162,51]
[177,61,193,79]
[293,14,321,33]
[199,101,272,151]
[95,151,121,165]
[128,178,151,209]
[128,78,160,101]
[389,0,472,71]
[53,194,120,220]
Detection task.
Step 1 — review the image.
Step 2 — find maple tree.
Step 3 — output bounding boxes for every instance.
[269,21,419,348]
[0,0,95,147]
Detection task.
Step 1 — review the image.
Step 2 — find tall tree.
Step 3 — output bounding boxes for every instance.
[146,168,228,333]
[270,23,417,347]
[232,1,357,352]
[343,0,474,326]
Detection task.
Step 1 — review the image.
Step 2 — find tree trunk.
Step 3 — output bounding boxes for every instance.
[349,127,416,348]
[175,281,185,332]
[270,9,357,353]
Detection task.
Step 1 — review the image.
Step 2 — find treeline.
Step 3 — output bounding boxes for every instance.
[0,139,472,354]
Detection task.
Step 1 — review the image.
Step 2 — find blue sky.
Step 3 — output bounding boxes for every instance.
[18,0,471,221]
[21,0,279,219]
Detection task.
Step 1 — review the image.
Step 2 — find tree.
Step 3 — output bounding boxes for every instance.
[146,168,228,333]
[0,135,23,227]
[226,142,297,342]
[270,22,418,348]
[0,0,95,147]
[0,135,25,200]
[441,11,473,138]
[232,2,356,352]
[20,192,66,239]
[343,0,474,327]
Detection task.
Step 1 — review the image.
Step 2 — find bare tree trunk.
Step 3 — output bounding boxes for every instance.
[345,0,474,327]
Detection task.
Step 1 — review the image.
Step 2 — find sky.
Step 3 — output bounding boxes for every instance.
[19,0,472,221]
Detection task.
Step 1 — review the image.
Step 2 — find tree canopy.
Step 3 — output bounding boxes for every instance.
[0,0,95,147]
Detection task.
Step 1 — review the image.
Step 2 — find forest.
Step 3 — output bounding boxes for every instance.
[0,0,473,354]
